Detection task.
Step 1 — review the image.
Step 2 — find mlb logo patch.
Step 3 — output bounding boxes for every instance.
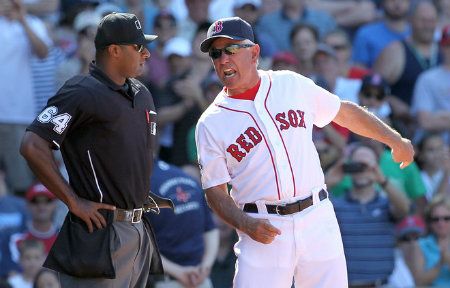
[135,20,142,30]
[213,21,223,34]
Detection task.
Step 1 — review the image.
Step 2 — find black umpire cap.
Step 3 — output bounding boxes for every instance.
[200,17,254,52]
[95,12,157,49]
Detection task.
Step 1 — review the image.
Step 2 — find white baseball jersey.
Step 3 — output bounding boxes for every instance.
[195,70,341,205]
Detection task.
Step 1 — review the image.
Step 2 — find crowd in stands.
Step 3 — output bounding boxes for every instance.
[1,0,450,287]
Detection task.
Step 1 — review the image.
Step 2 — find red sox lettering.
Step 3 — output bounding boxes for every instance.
[226,127,262,162]
[275,109,306,131]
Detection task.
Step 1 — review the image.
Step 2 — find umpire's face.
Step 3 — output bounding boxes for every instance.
[116,44,151,78]
[209,38,260,96]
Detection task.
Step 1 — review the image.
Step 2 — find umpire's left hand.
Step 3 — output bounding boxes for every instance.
[70,197,116,233]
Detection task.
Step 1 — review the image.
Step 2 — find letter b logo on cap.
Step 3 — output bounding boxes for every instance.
[213,21,223,34]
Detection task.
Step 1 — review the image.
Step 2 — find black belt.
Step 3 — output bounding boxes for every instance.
[243,189,328,215]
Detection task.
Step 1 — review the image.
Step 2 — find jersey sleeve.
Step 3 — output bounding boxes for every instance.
[195,119,231,190]
[301,76,341,128]
[26,82,94,149]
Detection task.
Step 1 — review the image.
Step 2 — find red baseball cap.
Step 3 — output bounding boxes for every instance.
[26,183,56,201]
[272,51,298,66]
[395,215,425,238]
[440,25,450,46]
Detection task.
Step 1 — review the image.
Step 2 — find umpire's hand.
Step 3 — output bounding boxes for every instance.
[242,217,281,244]
[70,197,116,233]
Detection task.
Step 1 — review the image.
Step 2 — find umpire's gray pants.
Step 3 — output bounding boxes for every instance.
[59,220,152,288]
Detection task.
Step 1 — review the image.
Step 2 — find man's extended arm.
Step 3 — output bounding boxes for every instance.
[333,101,414,168]
[205,184,280,244]
[20,131,115,232]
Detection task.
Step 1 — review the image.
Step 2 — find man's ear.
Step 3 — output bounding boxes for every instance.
[252,44,261,63]
[107,44,123,58]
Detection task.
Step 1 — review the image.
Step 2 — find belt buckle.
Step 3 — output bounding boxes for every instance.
[275,204,285,215]
[132,208,143,223]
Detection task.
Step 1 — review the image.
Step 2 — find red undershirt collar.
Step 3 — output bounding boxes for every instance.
[226,78,261,101]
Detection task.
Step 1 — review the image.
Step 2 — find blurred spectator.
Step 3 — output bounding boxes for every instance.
[332,143,410,287]
[416,133,450,201]
[0,158,28,237]
[0,0,51,194]
[157,36,208,167]
[189,22,214,89]
[409,194,450,286]
[323,28,370,79]
[289,23,319,77]
[313,136,343,173]
[271,51,298,71]
[374,0,441,139]
[313,43,362,105]
[33,268,60,288]
[260,0,280,14]
[145,159,219,288]
[256,0,336,52]
[7,239,46,288]
[31,17,67,114]
[95,2,123,18]
[327,139,427,214]
[434,0,450,41]
[56,9,100,87]
[306,0,377,30]
[185,72,222,180]
[233,0,276,58]
[352,0,411,69]
[2,183,58,275]
[24,0,60,23]
[358,73,392,124]
[388,214,426,287]
[177,0,211,42]
[121,0,154,35]
[411,24,450,145]
[375,0,440,106]
[143,11,177,91]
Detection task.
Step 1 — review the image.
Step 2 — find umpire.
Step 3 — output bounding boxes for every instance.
[20,12,167,287]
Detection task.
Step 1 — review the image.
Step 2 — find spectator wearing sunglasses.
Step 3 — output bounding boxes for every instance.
[332,143,410,287]
[323,28,370,80]
[416,132,450,201]
[358,73,392,125]
[409,193,450,286]
[0,183,58,277]
[389,215,426,287]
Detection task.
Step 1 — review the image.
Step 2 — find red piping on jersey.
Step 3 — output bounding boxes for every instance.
[263,74,297,197]
[216,104,281,200]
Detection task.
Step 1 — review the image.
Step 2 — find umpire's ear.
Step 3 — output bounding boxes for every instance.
[251,44,260,64]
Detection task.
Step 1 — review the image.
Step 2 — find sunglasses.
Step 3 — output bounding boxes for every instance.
[30,197,54,205]
[209,44,255,60]
[133,44,145,53]
[429,216,450,223]
[399,234,420,243]
[361,91,385,100]
[330,44,348,51]
[119,44,145,53]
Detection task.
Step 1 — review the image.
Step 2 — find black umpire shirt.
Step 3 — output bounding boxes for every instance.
[27,63,157,210]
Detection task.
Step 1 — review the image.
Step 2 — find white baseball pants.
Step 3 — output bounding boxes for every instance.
[233,198,348,288]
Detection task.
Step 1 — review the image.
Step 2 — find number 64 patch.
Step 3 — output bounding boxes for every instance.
[37,106,72,134]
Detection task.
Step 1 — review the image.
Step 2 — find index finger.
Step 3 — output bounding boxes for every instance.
[97,203,116,211]
[262,221,281,235]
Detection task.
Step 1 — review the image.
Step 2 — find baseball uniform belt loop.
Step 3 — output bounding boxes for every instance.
[243,189,328,215]
[114,207,144,223]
